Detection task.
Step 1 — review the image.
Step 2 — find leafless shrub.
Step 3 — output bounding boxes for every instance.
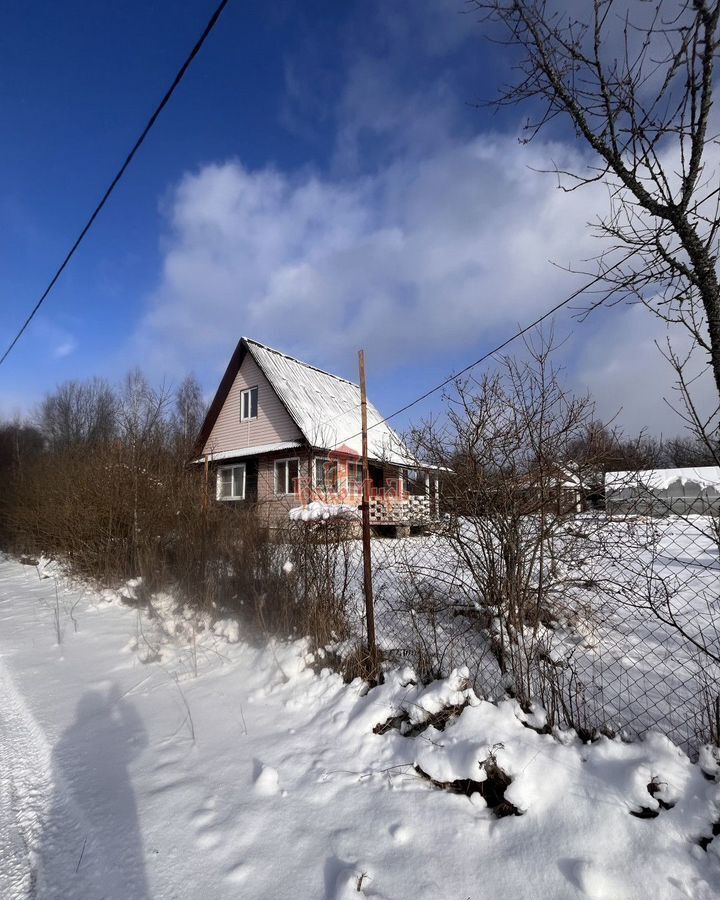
[1,370,363,661]
[696,680,720,749]
[183,508,359,654]
[374,539,496,687]
[410,333,605,709]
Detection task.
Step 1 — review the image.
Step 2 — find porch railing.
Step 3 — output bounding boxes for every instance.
[368,494,433,523]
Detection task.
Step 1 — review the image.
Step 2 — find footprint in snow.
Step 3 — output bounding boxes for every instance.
[196,827,223,850]
[389,823,411,844]
[253,762,280,796]
[324,857,374,899]
[195,828,222,850]
[152,758,176,773]
[147,777,198,797]
[558,857,626,899]
[189,800,224,850]
[225,860,251,885]
[189,807,216,828]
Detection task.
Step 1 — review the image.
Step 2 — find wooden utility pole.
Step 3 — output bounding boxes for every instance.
[358,350,379,678]
[203,453,209,512]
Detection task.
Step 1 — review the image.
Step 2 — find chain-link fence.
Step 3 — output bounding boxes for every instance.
[339,500,719,758]
[273,344,720,758]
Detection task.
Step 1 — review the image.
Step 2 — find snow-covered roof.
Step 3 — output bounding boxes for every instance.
[552,464,585,489]
[244,339,416,466]
[605,466,720,492]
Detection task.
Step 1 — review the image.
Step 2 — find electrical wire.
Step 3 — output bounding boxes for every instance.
[326,252,635,451]
[0,0,231,368]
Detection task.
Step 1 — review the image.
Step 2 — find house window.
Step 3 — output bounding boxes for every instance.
[217,464,246,500]
[240,386,258,421]
[347,460,364,493]
[314,457,338,492]
[274,457,300,495]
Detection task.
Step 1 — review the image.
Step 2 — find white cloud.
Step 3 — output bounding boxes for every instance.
[132,0,719,437]
[53,339,77,359]
[30,318,78,364]
[137,135,606,375]
[136,137,718,436]
[573,304,716,433]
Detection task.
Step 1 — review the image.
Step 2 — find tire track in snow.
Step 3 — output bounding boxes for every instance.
[0,659,52,899]
[0,660,111,900]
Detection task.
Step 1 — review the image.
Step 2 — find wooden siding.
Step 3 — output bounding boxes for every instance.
[202,355,302,456]
[254,451,312,521]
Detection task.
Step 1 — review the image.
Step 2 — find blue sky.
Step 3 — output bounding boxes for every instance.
[0,0,707,433]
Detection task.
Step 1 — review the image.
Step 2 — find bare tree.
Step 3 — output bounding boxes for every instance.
[173,374,206,452]
[117,369,169,449]
[116,370,173,573]
[0,419,43,472]
[37,378,116,450]
[478,0,720,403]
[567,420,718,473]
[413,333,603,707]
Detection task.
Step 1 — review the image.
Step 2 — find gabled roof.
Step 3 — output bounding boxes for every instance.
[194,337,416,466]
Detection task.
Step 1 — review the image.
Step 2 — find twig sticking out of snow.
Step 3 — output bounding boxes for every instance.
[171,673,196,744]
[75,836,87,873]
[239,703,248,736]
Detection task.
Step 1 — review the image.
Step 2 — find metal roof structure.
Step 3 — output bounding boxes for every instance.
[195,337,416,466]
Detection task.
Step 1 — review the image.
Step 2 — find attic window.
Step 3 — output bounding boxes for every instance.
[240,386,258,421]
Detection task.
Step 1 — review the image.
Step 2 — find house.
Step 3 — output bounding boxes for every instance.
[193,338,440,531]
[548,466,586,514]
[604,466,720,516]
[516,463,588,515]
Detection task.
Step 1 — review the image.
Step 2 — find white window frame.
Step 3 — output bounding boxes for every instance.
[313,456,338,492]
[274,457,300,496]
[240,386,258,422]
[216,463,246,501]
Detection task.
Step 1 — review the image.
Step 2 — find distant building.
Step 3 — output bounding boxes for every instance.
[604,467,720,515]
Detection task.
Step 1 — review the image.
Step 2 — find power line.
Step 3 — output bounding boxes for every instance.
[0,0,231,369]
[328,253,634,452]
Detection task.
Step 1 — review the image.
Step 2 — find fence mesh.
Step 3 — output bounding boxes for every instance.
[329,497,720,758]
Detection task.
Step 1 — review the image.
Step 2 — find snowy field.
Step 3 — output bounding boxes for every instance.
[1,555,719,899]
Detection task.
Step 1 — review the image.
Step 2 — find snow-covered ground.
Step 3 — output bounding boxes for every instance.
[0,554,719,899]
